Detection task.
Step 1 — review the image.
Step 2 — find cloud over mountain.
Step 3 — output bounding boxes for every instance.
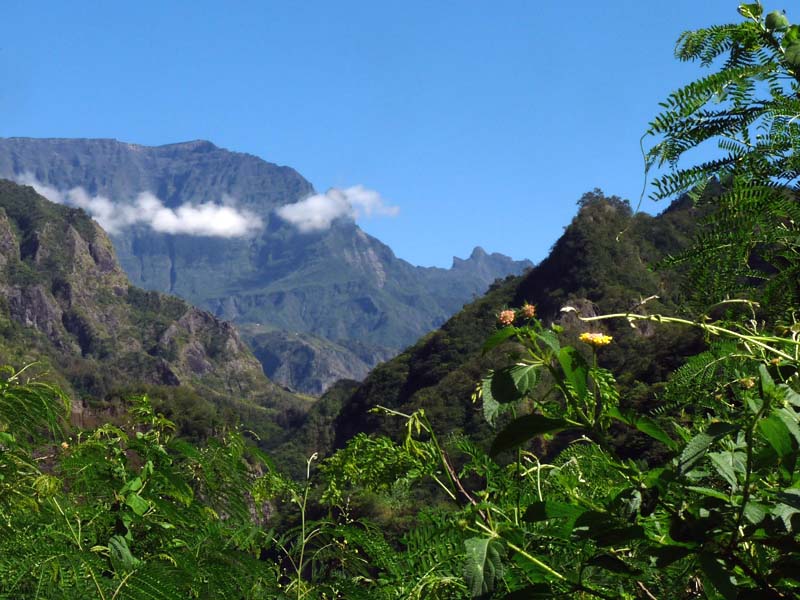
[14,173,262,237]
[276,185,399,232]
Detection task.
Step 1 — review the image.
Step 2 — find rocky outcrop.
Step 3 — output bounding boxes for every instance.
[0,209,17,268]
[244,329,394,395]
[0,179,293,408]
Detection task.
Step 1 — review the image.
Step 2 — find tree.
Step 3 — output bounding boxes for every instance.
[645,2,800,317]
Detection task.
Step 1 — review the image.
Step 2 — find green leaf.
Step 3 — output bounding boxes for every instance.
[508,364,538,397]
[758,414,794,457]
[784,41,800,69]
[158,468,194,506]
[534,329,561,354]
[708,452,738,488]
[759,363,776,397]
[586,553,641,575]
[523,501,585,539]
[490,415,568,456]
[686,485,731,502]
[523,501,585,522]
[678,422,738,475]
[607,406,630,424]
[109,535,141,573]
[120,476,143,495]
[610,488,642,520]
[765,10,789,32]
[777,488,800,510]
[464,537,504,598]
[783,24,800,46]
[125,493,150,516]
[737,3,763,20]
[698,553,737,600]
[648,545,691,568]
[780,383,800,407]
[775,406,800,445]
[772,501,800,531]
[489,364,538,404]
[744,502,768,525]
[573,512,645,546]
[634,416,677,451]
[482,327,517,354]
[557,346,588,401]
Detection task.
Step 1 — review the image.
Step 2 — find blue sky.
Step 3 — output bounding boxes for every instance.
[1,1,748,267]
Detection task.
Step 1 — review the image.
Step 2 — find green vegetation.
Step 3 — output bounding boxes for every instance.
[3,3,800,598]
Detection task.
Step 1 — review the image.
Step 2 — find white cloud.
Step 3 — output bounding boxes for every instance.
[14,173,262,238]
[276,185,399,233]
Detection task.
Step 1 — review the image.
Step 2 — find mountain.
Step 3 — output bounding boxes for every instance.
[268,191,703,471]
[0,179,306,439]
[0,137,532,393]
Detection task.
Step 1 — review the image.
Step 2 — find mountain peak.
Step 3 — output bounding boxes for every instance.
[470,246,487,259]
[451,246,532,271]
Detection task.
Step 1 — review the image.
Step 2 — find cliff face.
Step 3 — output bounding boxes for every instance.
[0,138,531,393]
[0,179,301,431]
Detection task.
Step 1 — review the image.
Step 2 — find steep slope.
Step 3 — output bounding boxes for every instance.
[269,191,701,468]
[0,179,305,438]
[0,137,532,393]
[242,328,394,396]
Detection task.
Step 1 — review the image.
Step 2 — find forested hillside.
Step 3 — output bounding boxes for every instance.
[0,179,305,440]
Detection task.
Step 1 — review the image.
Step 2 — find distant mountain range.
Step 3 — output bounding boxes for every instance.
[0,138,531,393]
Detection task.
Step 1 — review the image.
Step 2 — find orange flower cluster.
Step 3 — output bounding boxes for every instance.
[521,303,536,319]
[497,309,516,326]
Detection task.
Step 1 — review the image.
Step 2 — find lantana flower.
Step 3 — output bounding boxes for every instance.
[521,304,536,319]
[498,309,516,326]
[579,332,613,347]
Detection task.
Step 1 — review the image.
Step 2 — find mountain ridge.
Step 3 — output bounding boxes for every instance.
[0,137,532,393]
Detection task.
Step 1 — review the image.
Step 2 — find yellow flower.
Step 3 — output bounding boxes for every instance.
[579,332,613,347]
[60,441,69,450]
[498,309,516,326]
[521,303,536,319]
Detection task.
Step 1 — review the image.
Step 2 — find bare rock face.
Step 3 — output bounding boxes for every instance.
[0,209,17,268]
[5,285,66,345]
